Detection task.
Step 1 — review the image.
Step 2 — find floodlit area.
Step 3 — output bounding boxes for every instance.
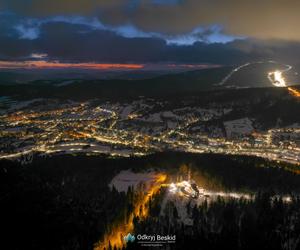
[267,66,300,99]
[101,168,295,244]
[268,70,287,87]
[167,180,251,201]
[98,170,255,248]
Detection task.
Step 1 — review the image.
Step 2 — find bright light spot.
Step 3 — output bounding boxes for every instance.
[268,70,286,87]
[168,180,199,198]
[169,183,177,193]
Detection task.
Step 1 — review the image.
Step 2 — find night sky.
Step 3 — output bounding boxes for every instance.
[1,0,300,70]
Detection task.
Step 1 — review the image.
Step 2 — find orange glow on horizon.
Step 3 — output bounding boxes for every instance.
[0,60,144,70]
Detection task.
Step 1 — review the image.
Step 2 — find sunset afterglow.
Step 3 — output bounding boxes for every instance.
[0,60,144,70]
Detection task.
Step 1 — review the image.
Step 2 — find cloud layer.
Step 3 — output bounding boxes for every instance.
[1,1,300,67]
[2,0,300,41]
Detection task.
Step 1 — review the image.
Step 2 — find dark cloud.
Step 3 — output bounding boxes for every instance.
[2,0,300,41]
[1,17,300,66]
[0,37,34,59]
[0,21,244,63]
[37,22,167,63]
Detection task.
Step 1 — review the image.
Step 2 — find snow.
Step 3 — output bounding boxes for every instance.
[8,98,44,111]
[55,80,76,87]
[161,193,193,226]
[142,113,163,123]
[162,111,177,119]
[224,117,254,138]
[167,121,177,129]
[109,169,159,192]
[120,105,134,119]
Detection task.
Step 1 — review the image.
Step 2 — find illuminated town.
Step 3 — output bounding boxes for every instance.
[1,87,299,165]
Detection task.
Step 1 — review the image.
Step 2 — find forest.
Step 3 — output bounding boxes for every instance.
[1,152,300,250]
[130,191,300,250]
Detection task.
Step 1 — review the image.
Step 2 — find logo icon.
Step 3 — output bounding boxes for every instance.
[124,233,135,243]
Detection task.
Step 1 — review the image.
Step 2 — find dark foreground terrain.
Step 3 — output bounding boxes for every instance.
[1,152,300,250]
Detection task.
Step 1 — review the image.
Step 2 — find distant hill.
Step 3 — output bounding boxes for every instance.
[1,62,299,89]
[0,67,232,100]
[0,71,36,84]
[1,63,300,101]
[0,67,214,84]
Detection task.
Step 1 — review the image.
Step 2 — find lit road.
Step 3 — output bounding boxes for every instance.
[94,173,167,250]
